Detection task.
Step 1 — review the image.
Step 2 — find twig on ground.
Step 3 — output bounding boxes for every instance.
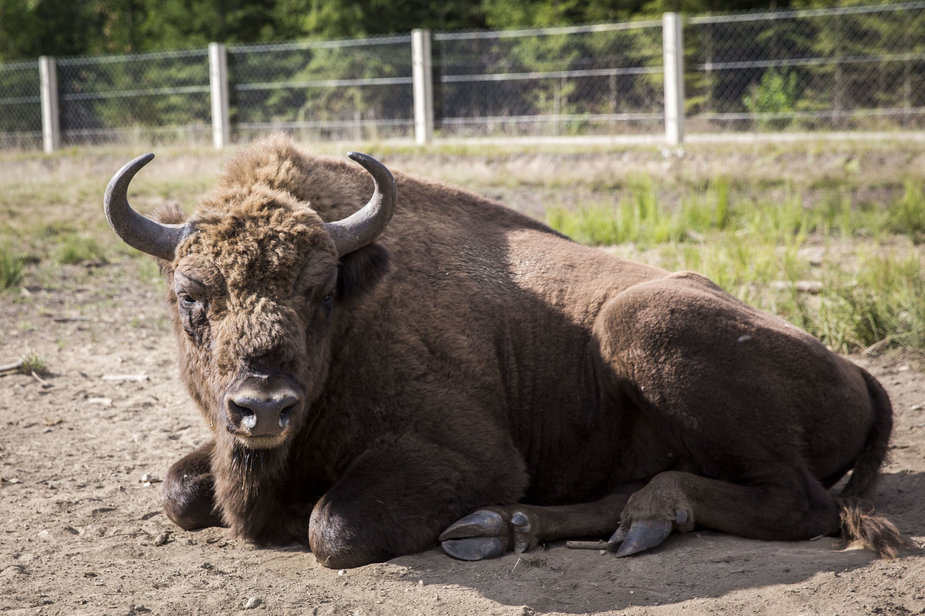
[0,359,24,374]
[102,374,149,382]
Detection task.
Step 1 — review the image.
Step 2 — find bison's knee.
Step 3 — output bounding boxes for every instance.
[308,497,392,569]
[163,456,222,531]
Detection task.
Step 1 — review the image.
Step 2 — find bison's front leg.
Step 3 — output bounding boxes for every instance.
[163,440,225,530]
[307,433,524,569]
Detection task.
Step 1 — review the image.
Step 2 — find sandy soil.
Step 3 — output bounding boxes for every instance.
[0,257,923,616]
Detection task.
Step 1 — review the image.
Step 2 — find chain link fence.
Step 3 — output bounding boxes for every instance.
[686,2,925,132]
[0,2,923,150]
[56,49,211,146]
[432,20,665,138]
[0,60,42,149]
[228,35,414,142]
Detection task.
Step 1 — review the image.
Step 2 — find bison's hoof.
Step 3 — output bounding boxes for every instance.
[441,537,504,561]
[440,510,511,561]
[609,518,673,557]
[439,510,505,540]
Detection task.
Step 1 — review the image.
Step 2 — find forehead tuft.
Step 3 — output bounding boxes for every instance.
[178,190,336,294]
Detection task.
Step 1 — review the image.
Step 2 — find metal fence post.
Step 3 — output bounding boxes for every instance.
[39,56,60,153]
[209,43,230,149]
[411,29,434,145]
[662,13,685,146]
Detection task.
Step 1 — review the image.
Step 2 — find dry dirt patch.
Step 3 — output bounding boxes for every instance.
[1,258,923,616]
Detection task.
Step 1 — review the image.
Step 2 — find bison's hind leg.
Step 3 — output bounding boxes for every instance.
[612,470,843,557]
[439,487,642,561]
[163,441,225,531]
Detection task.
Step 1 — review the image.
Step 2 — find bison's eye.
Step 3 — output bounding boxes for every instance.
[178,292,200,310]
[176,291,209,344]
[321,293,334,309]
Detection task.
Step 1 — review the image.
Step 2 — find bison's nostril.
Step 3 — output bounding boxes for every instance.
[240,409,257,430]
[226,392,301,438]
[279,406,292,429]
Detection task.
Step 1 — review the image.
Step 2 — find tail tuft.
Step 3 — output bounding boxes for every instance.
[837,497,916,559]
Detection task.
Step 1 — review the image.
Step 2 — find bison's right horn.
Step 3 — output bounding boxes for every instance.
[325,152,397,257]
[104,153,191,261]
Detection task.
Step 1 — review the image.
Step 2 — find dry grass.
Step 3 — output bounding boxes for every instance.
[1,138,922,352]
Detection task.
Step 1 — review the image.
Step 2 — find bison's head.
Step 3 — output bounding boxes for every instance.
[104,150,395,452]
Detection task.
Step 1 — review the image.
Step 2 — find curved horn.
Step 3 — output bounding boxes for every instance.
[325,152,397,257]
[104,153,190,261]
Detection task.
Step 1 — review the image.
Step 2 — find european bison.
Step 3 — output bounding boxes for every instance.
[104,136,905,569]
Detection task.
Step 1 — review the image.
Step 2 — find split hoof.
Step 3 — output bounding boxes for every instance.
[610,518,673,557]
[439,510,505,540]
[441,537,504,561]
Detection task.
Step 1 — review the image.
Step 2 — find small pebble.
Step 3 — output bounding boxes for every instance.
[153,532,169,547]
[244,597,262,609]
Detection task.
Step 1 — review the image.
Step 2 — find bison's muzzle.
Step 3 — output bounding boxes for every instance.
[223,374,304,448]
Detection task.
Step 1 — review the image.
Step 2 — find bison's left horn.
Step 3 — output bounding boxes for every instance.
[104,153,191,261]
[326,152,397,257]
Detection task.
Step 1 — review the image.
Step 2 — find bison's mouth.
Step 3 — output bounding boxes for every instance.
[222,373,305,450]
[235,433,291,450]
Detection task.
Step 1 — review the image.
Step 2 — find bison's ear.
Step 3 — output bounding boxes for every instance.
[154,202,188,226]
[152,202,189,273]
[337,243,390,306]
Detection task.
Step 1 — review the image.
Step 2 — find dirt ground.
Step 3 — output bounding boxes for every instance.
[1,146,925,615]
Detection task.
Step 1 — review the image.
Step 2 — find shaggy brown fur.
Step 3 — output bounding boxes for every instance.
[131,134,907,568]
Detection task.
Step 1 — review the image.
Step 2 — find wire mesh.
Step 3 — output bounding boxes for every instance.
[0,60,42,149]
[687,1,925,132]
[228,35,414,142]
[0,2,923,149]
[56,49,211,146]
[433,21,665,138]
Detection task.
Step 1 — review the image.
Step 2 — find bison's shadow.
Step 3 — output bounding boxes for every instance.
[393,470,924,614]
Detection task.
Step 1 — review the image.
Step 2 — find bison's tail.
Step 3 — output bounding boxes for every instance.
[835,369,914,559]
[836,497,912,559]
[839,368,892,501]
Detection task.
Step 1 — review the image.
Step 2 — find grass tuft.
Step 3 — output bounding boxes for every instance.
[53,234,107,265]
[0,244,25,290]
[20,352,49,376]
[887,179,925,242]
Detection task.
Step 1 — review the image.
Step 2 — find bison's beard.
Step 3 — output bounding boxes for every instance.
[211,432,295,542]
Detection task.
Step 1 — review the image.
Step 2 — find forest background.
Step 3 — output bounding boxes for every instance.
[0,0,870,61]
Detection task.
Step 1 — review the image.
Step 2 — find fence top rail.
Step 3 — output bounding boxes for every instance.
[696,50,925,72]
[0,59,38,71]
[57,47,207,66]
[433,19,662,42]
[689,0,925,25]
[229,34,412,55]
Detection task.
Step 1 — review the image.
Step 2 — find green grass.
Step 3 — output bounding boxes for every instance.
[20,352,48,376]
[548,180,925,353]
[52,234,108,265]
[0,244,25,290]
